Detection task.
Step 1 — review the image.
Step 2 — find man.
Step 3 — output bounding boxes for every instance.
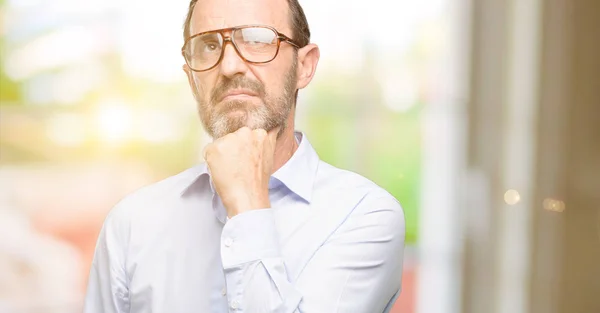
[83,0,405,312]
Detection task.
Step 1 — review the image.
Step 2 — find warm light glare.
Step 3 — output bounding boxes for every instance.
[138,110,182,143]
[504,189,521,205]
[96,101,133,144]
[543,198,565,212]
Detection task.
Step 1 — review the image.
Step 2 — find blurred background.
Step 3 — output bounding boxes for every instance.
[0,0,598,312]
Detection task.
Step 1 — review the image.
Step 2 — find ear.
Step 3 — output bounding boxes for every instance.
[183,64,202,102]
[183,64,194,87]
[295,43,320,90]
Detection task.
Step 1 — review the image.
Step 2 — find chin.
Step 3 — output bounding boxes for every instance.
[225,109,248,119]
[220,97,260,111]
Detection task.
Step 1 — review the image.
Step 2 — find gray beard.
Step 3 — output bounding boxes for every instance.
[208,98,285,139]
[197,62,297,139]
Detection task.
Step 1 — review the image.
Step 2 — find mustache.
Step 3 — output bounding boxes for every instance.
[211,76,266,103]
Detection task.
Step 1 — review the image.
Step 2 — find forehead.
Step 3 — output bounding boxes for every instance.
[190,0,291,35]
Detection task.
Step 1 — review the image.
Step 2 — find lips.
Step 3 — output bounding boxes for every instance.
[220,89,258,101]
[210,76,266,104]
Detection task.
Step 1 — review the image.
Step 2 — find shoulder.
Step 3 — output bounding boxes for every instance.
[312,161,405,261]
[315,160,401,207]
[103,165,205,226]
[313,160,404,226]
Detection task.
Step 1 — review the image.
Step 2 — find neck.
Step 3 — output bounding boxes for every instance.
[271,112,298,175]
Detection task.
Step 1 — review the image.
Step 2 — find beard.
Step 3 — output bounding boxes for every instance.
[196,60,297,139]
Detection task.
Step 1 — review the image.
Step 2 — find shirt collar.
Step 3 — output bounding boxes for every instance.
[180,131,319,203]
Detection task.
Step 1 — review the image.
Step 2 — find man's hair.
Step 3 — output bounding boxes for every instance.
[182,0,311,47]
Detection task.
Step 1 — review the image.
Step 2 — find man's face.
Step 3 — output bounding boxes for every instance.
[186,0,298,139]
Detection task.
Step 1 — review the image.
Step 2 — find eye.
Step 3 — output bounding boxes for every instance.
[203,41,220,52]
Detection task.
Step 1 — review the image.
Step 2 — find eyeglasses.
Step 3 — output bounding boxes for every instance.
[182,25,300,72]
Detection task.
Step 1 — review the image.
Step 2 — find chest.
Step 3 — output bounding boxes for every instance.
[124,198,313,313]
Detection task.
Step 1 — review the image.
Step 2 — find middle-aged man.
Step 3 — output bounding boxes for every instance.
[84,0,405,312]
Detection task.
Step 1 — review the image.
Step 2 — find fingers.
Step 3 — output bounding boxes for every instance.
[202,145,208,160]
[202,141,214,161]
[229,126,278,140]
[267,126,281,145]
[252,127,267,140]
[204,126,278,160]
[247,127,279,147]
[236,126,252,136]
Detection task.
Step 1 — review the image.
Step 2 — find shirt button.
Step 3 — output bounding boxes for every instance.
[221,288,227,296]
[224,237,234,247]
[230,300,239,310]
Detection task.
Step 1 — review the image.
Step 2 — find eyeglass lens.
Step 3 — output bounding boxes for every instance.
[184,26,279,71]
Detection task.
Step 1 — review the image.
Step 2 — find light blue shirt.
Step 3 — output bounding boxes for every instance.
[84,131,405,313]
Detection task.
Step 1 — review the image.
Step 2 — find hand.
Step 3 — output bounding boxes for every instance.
[203,126,279,217]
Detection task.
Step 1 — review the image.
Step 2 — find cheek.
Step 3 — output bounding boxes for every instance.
[257,70,287,96]
[252,55,293,91]
[191,73,216,99]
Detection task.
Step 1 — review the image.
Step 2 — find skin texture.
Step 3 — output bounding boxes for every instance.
[183,0,320,217]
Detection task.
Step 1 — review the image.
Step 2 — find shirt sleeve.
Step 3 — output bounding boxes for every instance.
[220,195,405,313]
[83,206,131,313]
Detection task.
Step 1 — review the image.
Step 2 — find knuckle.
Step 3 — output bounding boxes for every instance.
[203,145,214,159]
[215,140,227,150]
[221,133,236,145]
[235,127,252,140]
[254,128,267,139]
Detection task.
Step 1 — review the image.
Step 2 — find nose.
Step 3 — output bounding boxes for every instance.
[218,39,249,78]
